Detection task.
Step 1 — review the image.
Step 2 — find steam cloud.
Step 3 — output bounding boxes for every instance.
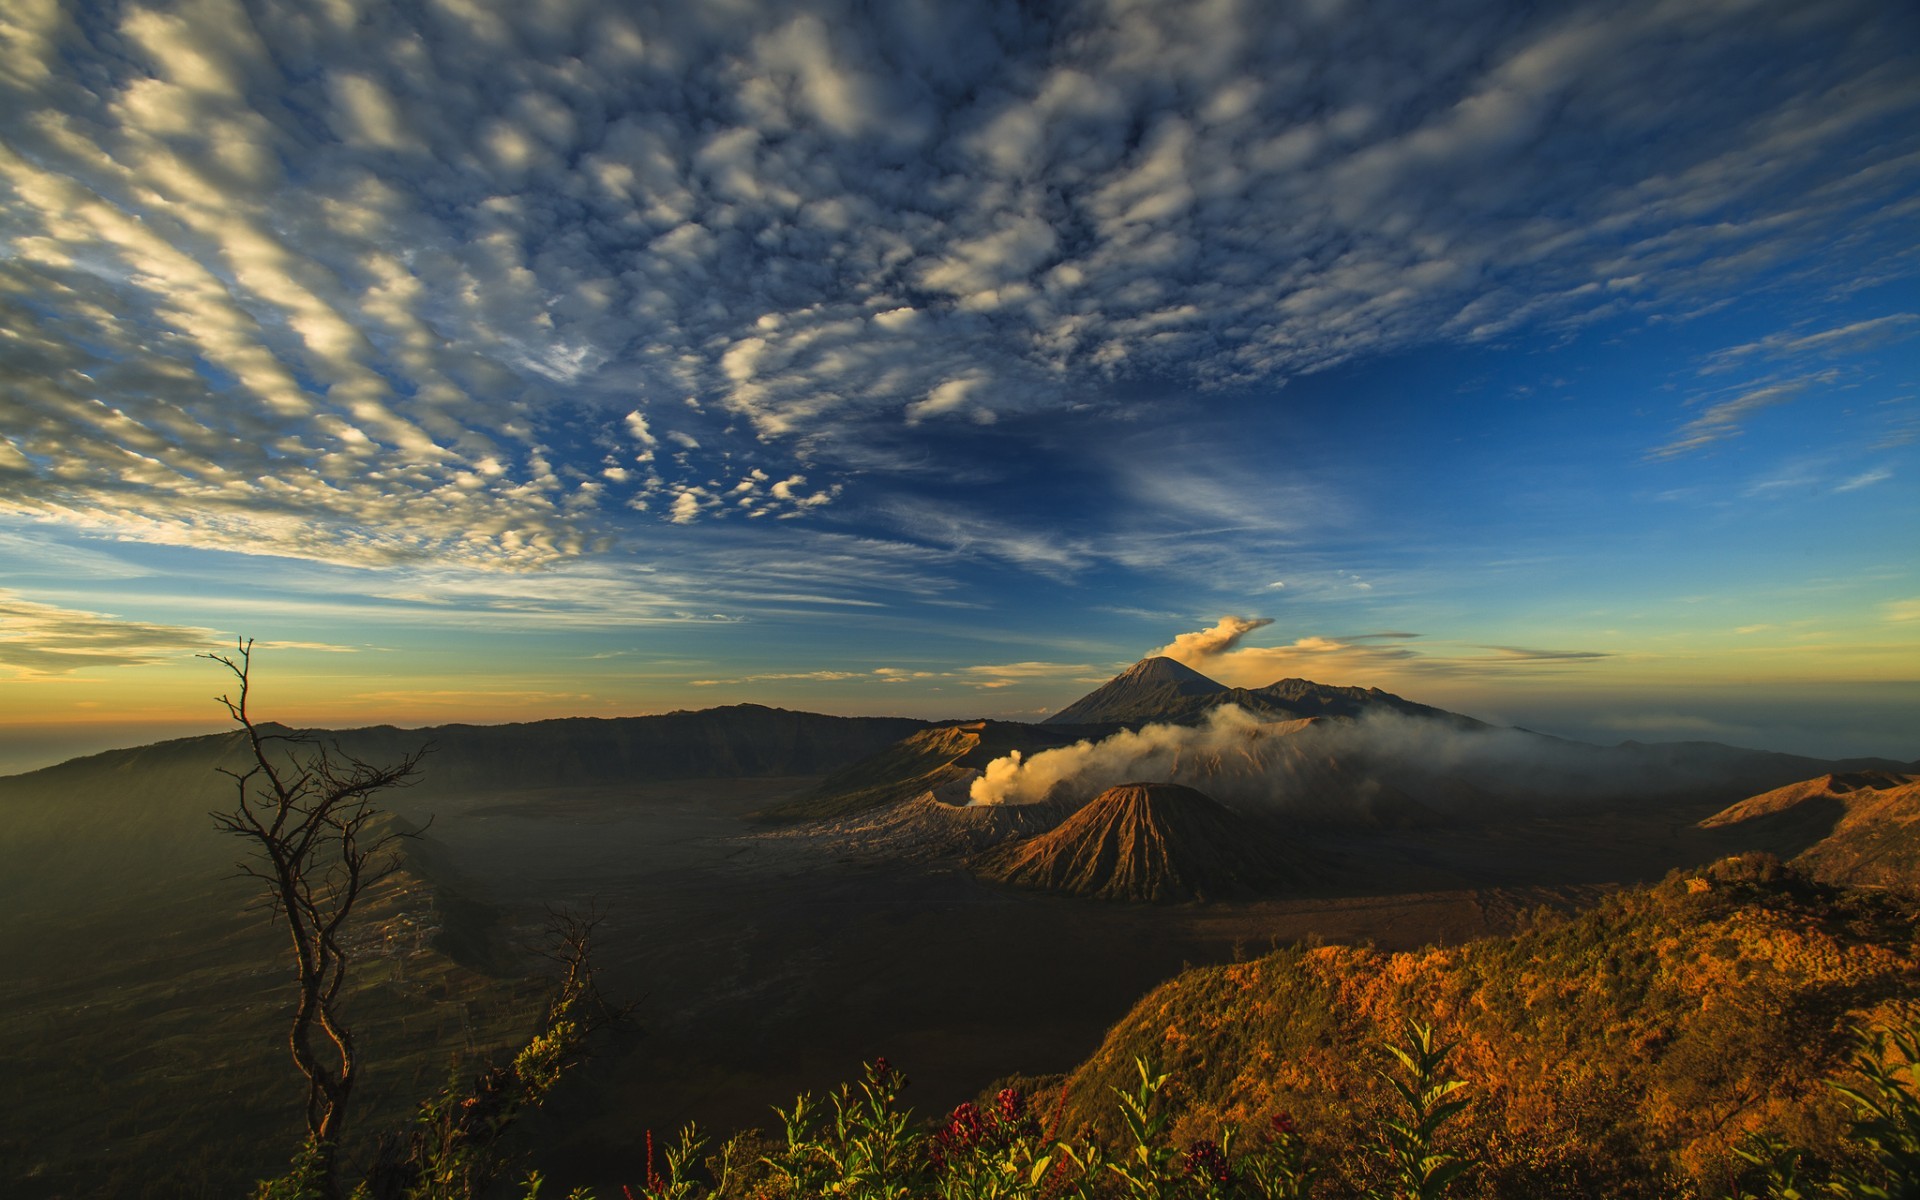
[970,704,1308,808]
[1149,616,1275,663]
[968,704,1745,818]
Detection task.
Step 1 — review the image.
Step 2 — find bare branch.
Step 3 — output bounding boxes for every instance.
[205,637,425,1200]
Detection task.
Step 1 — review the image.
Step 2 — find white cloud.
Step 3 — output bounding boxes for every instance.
[1,0,1914,576]
[1835,467,1893,492]
[0,591,219,675]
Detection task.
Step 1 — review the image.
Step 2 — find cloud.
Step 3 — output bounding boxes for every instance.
[1150,616,1274,661]
[690,669,865,686]
[0,591,218,675]
[958,661,1096,688]
[0,0,1911,578]
[1650,381,1809,458]
[1474,646,1611,662]
[967,703,1676,810]
[1150,616,1418,685]
[1835,467,1893,492]
[1656,310,1919,459]
[1144,618,1608,688]
[1700,312,1920,372]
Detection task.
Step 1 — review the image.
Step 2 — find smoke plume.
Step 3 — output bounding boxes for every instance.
[1149,616,1274,663]
[969,704,1769,819]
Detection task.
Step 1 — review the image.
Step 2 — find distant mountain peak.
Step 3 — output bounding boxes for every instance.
[1045,657,1466,728]
[1116,656,1227,689]
[1044,658,1227,725]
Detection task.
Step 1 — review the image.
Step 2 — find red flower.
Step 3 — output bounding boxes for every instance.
[1183,1139,1233,1185]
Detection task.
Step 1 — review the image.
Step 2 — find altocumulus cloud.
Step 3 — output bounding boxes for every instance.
[2,0,1916,572]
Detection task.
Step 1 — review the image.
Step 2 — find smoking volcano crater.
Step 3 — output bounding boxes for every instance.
[977,781,1305,903]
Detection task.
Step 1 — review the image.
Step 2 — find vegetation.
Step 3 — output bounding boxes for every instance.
[1048,853,1920,1199]
[487,1010,1919,1200]
[206,641,622,1200]
[8,649,1917,1197]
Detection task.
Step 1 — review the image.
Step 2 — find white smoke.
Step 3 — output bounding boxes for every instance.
[968,703,1759,818]
[969,705,1328,808]
[1148,616,1274,662]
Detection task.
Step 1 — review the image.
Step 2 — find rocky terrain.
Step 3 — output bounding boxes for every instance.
[978,781,1309,902]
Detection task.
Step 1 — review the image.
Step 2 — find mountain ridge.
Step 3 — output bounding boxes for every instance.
[1044,656,1474,727]
[1702,771,1920,890]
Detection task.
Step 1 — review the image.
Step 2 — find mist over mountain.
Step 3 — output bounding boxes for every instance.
[972,660,1908,816]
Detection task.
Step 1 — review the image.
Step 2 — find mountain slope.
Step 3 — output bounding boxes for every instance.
[755,778,1078,862]
[1046,658,1230,724]
[757,720,1107,822]
[1702,771,1920,889]
[1052,856,1920,1198]
[0,706,930,916]
[978,782,1303,902]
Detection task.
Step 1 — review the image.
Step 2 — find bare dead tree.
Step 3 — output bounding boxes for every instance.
[203,637,428,1197]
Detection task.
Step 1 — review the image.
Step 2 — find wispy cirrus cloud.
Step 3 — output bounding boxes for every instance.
[1650,380,1816,459]
[1655,310,1920,459]
[1150,616,1609,688]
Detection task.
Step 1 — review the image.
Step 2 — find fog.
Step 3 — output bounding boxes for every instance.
[967,703,1855,818]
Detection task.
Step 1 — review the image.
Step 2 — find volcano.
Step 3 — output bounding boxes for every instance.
[1044,657,1468,728]
[977,781,1302,903]
[1046,657,1229,725]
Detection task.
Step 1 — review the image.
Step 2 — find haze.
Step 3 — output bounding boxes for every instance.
[3,0,1918,773]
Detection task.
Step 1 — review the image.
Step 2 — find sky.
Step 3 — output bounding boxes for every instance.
[2,0,1918,775]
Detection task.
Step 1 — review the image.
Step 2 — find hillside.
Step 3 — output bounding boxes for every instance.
[0,815,540,1197]
[1051,854,1919,1199]
[1702,771,1920,890]
[754,779,1078,862]
[299,705,931,797]
[757,720,1106,822]
[977,782,1305,902]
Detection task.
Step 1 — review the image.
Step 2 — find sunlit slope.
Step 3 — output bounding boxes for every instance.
[1703,771,1920,890]
[1051,855,1918,1199]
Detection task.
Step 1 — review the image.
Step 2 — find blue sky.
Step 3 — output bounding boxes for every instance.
[1,0,1917,772]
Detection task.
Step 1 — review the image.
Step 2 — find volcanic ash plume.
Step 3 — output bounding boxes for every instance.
[968,705,1317,808]
[965,703,1723,818]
